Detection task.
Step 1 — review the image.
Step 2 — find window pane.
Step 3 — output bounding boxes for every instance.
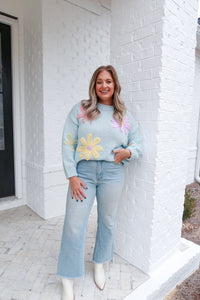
[0,33,5,151]
[0,33,2,93]
[0,94,5,150]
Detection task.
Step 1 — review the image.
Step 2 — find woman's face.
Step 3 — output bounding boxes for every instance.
[95,70,115,105]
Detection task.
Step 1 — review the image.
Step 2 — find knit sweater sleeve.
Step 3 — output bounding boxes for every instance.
[62,103,79,178]
[125,112,143,162]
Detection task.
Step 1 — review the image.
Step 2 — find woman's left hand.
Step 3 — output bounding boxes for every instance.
[113,149,131,164]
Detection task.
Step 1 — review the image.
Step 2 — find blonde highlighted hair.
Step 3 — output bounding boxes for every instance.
[81,65,126,125]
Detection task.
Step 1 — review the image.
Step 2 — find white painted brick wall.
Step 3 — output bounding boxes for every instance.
[42,0,111,218]
[0,0,23,17]
[23,0,45,216]
[152,0,199,273]
[111,0,198,274]
[42,0,110,168]
[23,0,111,218]
[186,47,200,184]
[110,0,163,273]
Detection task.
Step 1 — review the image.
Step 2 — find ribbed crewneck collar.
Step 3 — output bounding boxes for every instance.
[97,102,114,111]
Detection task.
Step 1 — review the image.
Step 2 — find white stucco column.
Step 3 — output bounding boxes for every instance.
[111,0,199,274]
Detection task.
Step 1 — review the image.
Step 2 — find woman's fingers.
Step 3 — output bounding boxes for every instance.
[113,149,123,164]
[76,191,83,201]
[72,190,81,201]
[114,153,122,164]
[78,180,86,199]
[114,158,121,164]
[74,191,78,201]
[113,149,130,164]
[80,180,87,189]
[72,188,86,201]
[76,186,86,200]
[69,176,87,201]
[80,188,86,199]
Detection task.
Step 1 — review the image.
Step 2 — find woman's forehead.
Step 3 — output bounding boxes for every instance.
[96,70,113,80]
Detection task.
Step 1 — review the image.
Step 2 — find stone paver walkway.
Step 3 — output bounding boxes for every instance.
[0,204,148,300]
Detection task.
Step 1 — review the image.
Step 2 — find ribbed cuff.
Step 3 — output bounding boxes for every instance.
[126,146,134,161]
[65,168,77,179]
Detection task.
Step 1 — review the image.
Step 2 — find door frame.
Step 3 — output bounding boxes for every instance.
[0,14,24,203]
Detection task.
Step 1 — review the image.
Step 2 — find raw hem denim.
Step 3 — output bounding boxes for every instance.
[92,257,113,265]
[56,160,125,279]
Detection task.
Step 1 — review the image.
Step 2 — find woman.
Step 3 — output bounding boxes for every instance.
[57,65,142,300]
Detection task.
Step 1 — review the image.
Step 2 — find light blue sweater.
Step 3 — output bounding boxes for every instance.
[62,102,142,178]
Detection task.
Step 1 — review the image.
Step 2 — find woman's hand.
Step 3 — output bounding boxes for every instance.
[68,176,87,201]
[113,149,131,164]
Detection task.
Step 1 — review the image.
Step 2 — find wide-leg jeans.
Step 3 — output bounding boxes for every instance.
[56,160,125,278]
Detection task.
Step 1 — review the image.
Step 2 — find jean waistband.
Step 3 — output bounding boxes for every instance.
[77,160,124,183]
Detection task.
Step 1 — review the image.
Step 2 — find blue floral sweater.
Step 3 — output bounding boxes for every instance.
[62,101,142,178]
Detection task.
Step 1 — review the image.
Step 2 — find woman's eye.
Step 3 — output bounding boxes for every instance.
[96,80,112,84]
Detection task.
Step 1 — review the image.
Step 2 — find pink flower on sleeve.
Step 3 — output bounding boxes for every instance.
[111,116,130,134]
[77,106,88,123]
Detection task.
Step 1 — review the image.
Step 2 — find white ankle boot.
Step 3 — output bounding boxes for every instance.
[62,278,74,300]
[94,262,105,290]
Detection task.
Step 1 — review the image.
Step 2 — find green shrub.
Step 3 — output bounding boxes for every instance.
[183,188,197,221]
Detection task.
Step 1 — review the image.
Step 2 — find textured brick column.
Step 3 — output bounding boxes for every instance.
[111,0,198,273]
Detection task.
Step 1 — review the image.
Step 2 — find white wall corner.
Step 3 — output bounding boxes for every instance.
[197,25,200,50]
[100,0,111,10]
[63,0,102,15]
[124,239,200,300]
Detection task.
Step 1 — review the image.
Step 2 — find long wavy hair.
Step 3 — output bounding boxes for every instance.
[81,65,126,125]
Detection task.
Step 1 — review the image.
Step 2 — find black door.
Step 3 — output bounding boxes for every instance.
[0,23,15,198]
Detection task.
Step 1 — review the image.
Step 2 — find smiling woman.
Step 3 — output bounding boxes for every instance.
[56,65,143,300]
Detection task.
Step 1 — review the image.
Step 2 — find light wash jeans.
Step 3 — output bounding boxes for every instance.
[56,160,125,278]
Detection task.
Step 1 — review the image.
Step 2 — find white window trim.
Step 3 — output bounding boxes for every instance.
[0,14,24,207]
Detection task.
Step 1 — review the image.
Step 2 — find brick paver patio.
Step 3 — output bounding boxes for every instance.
[0,204,148,300]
